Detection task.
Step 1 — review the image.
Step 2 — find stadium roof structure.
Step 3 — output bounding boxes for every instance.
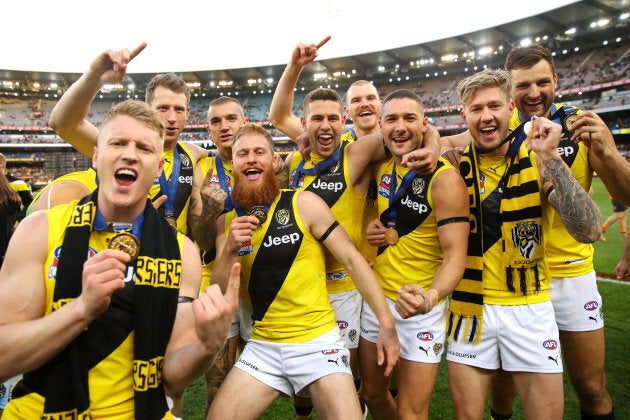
[1,0,629,99]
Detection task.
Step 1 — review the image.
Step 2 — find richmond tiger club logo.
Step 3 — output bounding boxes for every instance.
[411,178,425,196]
[179,153,190,168]
[275,209,291,226]
[510,220,542,259]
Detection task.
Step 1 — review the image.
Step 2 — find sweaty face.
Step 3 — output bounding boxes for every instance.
[345,83,382,135]
[208,102,247,160]
[302,100,345,158]
[93,115,164,218]
[510,60,557,119]
[380,97,427,162]
[462,86,514,156]
[149,86,189,150]
[231,134,279,208]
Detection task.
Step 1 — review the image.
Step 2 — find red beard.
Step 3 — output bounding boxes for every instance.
[231,167,280,209]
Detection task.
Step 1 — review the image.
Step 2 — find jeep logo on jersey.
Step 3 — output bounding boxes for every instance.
[262,233,300,248]
[417,331,434,341]
[311,178,344,193]
[337,320,349,330]
[179,175,193,185]
[584,301,599,311]
[275,209,291,226]
[179,153,190,167]
[542,339,558,350]
[557,145,575,157]
[400,196,429,214]
[411,178,426,195]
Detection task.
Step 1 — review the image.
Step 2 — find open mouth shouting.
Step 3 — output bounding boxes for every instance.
[243,167,263,182]
[115,168,138,187]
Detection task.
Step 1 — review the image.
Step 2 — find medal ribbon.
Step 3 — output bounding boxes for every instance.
[215,155,234,212]
[94,206,144,239]
[290,148,341,189]
[383,163,417,228]
[158,147,181,219]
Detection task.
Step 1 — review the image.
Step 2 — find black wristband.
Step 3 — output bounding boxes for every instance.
[178,296,195,304]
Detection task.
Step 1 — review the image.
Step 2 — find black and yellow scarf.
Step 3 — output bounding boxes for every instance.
[447,142,544,343]
[13,190,181,419]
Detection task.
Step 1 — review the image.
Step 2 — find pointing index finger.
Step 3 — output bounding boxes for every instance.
[130,41,148,60]
[316,35,332,49]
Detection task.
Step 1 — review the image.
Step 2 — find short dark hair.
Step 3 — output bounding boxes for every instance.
[382,89,424,111]
[303,88,342,117]
[504,44,555,74]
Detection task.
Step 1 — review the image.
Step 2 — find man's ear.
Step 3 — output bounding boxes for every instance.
[92,146,99,169]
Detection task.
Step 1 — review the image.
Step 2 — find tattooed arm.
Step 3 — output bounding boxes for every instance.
[529,116,601,243]
[189,161,227,251]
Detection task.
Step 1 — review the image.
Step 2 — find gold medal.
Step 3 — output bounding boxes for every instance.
[385,227,399,245]
[109,232,140,260]
[564,113,578,131]
[249,208,267,225]
[165,215,177,229]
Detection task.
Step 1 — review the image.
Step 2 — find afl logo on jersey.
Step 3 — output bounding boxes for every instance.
[49,246,97,278]
[322,349,339,355]
[417,331,434,341]
[378,173,392,198]
[337,320,349,331]
[542,339,558,350]
[584,301,599,311]
[411,178,425,195]
[275,209,291,226]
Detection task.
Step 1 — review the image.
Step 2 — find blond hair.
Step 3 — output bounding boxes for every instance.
[456,68,512,106]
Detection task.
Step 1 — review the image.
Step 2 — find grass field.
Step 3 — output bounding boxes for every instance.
[182,177,630,419]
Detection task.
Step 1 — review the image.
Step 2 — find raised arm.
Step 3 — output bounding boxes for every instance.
[0,212,129,382]
[298,190,399,376]
[531,116,601,243]
[268,36,331,141]
[48,42,146,157]
[162,236,238,396]
[188,162,227,251]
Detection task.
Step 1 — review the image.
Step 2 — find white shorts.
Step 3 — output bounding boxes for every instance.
[0,375,21,409]
[234,328,351,397]
[446,302,562,373]
[329,289,362,349]
[361,297,447,363]
[229,298,253,341]
[550,271,604,332]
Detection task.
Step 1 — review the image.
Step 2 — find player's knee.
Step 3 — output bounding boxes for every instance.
[573,375,609,406]
[359,385,388,406]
